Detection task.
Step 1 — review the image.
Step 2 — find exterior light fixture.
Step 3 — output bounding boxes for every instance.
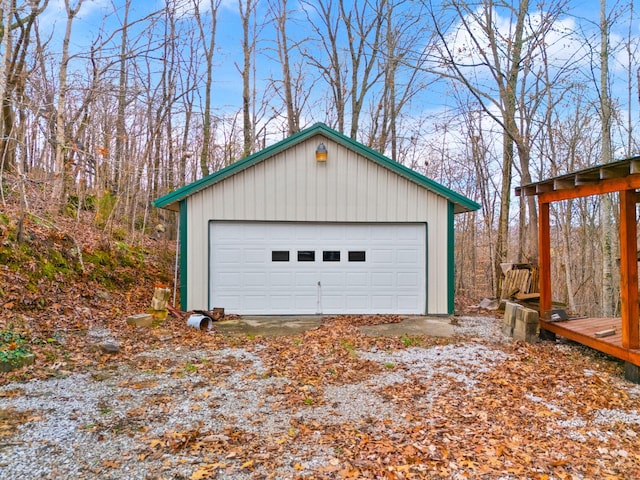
[315,142,328,162]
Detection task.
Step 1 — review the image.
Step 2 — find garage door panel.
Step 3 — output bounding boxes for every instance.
[245,295,268,309]
[349,229,369,241]
[398,295,420,310]
[244,272,266,286]
[398,272,420,286]
[244,249,266,263]
[270,295,294,310]
[322,295,345,310]
[218,272,241,286]
[372,272,393,287]
[346,272,368,287]
[320,272,345,285]
[295,227,318,241]
[243,225,268,240]
[397,249,419,263]
[372,229,394,241]
[217,294,241,308]
[270,228,291,241]
[399,227,420,241]
[370,249,393,264]
[295,272,317,285]
[295,295,317,310]
[216,248,242,263]
[210,222,425,314]
[347,295,368,309]
[270,272,293,286]
[372,295,393,309]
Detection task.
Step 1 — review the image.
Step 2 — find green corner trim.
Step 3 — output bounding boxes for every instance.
[448,201,455,315]
[424,222,429,314]
[179,200,188,310]
[154,123,480,214]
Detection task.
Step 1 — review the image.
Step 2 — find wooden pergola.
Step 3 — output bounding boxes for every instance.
[517,157,640,378]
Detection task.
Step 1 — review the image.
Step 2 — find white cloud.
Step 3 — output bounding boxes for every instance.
[166,0,238,19]
[441,5,591,79]
[37,0,113,44]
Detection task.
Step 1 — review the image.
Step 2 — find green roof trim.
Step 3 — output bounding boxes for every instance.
[154,122,480,213]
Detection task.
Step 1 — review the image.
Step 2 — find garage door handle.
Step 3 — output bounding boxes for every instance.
[316,281,322,314]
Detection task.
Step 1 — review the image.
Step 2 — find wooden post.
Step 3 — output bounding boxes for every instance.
[538,199,552,319]
[619,189,640,349]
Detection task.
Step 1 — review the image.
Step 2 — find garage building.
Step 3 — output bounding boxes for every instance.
[154,123,479,315]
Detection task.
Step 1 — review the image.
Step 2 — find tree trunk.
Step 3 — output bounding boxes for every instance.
[195,0,221,176]
[239,0,254,158]
[52,0,84,210]
[114,0,130,191]
[600,0,616,317]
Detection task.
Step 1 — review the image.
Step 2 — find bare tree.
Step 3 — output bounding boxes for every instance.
[238,0,256,158]
[51,0,84,209]
[113,0,130,190]
[599,0,616,317]
[427,0,568,296]
[267,0,300,135]
[301,0,389,139]
[193,0,221,176]
[0,0,48,174]
[369,0,429,160]
[622,1,639,156]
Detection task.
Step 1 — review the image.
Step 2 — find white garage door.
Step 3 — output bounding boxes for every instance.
[209,222,426,315]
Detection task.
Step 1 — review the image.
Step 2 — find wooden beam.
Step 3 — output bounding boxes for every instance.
[536,182,555,194]
[574,174,600,186]
[520,185,536,196]
[539,175,640,203]
[538,200,552,319]
[553,178,576,190]
[619,189,640,349]
[600,164,629,179]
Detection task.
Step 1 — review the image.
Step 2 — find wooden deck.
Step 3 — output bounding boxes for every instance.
[540,317,640,367]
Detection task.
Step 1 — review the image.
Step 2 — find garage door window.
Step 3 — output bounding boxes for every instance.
[323,251,340,262]
[272,251,290,262]
[348,251,366,262]
[298,250,315,262]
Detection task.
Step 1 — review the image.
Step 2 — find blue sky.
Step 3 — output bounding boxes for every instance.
[41,0,638,94]
[35,0,640,165]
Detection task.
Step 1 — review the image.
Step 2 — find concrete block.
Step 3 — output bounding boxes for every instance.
[517,306,539,324]
[503,302,518,327]
[625,362,640,384]
[501,323,514,336]
[513,307,539,343]
[150,287,171,311]
[126,313,153,328]
[502,302,518,337]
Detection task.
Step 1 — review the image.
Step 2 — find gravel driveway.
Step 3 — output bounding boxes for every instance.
[1,315,639,479]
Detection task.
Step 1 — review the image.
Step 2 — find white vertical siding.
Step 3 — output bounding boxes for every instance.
[185,135,452,314]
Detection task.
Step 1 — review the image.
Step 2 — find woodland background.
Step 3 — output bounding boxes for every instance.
[0,0,639,317]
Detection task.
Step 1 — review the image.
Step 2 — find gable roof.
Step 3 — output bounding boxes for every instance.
[154,122,480,213]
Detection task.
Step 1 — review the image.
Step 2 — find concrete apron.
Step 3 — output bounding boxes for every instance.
[214,315,454,338]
